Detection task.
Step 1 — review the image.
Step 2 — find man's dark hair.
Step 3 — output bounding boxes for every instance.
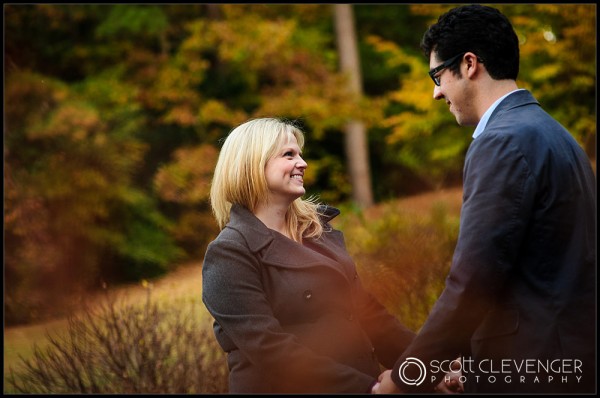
[421,4,520,81]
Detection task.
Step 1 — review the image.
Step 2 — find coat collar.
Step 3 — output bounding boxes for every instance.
[227,204,274,253]
[225,204,354,281]
[227,203,341,253]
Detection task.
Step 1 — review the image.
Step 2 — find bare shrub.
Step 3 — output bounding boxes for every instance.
[7,291,228,393]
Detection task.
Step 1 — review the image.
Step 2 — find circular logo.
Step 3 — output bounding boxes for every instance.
[398,357,427,386]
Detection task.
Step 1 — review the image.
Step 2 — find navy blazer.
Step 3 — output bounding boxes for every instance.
[203,204,415,393]
[392,90,596,393]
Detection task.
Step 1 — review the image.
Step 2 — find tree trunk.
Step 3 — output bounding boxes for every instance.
[333,4,374,208]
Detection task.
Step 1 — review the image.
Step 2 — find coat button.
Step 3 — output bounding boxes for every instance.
[303,290,312,300]
[347,312,354,321]
[354,272,358,280]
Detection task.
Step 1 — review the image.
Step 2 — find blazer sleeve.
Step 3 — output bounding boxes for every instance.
[202,235,377,393]
[391,131,537,392]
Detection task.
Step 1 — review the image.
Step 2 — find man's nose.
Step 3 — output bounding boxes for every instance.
[433,85,443,100]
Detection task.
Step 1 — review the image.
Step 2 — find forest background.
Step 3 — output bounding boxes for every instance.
[4,1,596,340]
[4,3,596,393]
[5,3,596,324]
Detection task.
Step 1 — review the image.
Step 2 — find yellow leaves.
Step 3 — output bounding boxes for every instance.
[71,169,110,190]
[530,64,561,83]
[561,7,595,39]
[409,4,452,21]
[256,71,384,138]
[163,105,197,127]
[198,100,248,127]
[366,35,443,145]
[141,279,153,290]
[94,133,107,147]
[5,71,66,132]
[366,34,424,73]
[388,78,432,113]
[383,113,417,143]
[366,34,400,55]
[180,20,210,51]
[169,211,219,257]
[154,145,218,204]
[366,34,433,116]
[6,72,133,151]
[212,18,296,69]
[181,6,373,137]
[383,113,437,145]
[147,56,206,126]
[184,15,297,72]
[33,102,103,141]
[429,141,465,162]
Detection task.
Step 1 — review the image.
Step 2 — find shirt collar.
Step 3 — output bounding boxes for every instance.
[472,89,525,139]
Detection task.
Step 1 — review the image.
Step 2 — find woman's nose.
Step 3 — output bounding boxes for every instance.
[296,157,308,169]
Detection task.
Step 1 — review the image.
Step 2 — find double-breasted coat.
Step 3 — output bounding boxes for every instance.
[202,204,415,393]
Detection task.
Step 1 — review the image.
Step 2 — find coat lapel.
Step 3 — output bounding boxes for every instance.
[226,204,354,283]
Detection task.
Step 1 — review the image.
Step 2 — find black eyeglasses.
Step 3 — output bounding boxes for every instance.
[428,52,466,86]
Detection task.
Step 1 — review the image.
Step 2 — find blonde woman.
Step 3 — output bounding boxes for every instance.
[201,118,415,393]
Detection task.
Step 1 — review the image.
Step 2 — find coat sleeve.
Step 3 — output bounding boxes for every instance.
[202,235,377,393]
[354,276,416,369]
[391,132,536,392]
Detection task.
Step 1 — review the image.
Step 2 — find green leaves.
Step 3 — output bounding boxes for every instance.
[96,5,168,38]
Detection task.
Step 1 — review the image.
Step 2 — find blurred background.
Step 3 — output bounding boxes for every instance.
[4,4,596,392]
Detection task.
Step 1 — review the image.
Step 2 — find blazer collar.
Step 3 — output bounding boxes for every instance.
[489,89,540,122]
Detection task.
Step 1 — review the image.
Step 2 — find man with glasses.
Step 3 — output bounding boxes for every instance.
[376,4,596,394]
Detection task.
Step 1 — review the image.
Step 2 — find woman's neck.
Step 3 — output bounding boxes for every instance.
[254,201,291,239]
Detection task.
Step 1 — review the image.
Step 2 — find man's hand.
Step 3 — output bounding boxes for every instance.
[434,358,464,393]
[374,369,401,394]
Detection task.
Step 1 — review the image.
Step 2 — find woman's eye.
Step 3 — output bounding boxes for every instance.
[284,151,294,157]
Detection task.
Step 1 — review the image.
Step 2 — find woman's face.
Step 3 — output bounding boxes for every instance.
[264,133,307,206]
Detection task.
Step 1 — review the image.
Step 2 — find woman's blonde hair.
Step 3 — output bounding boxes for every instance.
[210,118,324,241]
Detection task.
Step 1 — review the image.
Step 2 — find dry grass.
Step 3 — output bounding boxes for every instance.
[82,262,204,312]
[5,292,227,393]
[4,187,464,389]
[4,262,208,388]
[364,188,462,219]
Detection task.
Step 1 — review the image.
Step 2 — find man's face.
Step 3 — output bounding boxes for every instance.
[429,52,478,127]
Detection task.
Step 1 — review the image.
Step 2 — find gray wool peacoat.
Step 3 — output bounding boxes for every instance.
[202,204,415,393]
